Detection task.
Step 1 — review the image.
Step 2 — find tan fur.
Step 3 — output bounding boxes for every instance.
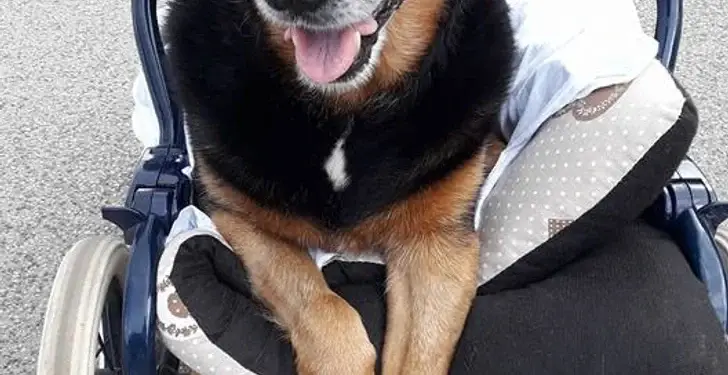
[211,210,377,375]
[201,135,503,374]
[371,0,446,88]
[200,136,501,252]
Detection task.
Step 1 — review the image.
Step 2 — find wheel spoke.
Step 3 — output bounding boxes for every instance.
[100,277,124,370]
[96,334,105,358]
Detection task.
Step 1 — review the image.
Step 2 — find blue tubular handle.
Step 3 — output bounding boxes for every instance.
[672,209,728,329]
[655,0,683,72]
[122,214,166,375]
[132,0,185,150]
[110,2,193,374]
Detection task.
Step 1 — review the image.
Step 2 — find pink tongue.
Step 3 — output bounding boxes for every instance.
[289,19,378,84]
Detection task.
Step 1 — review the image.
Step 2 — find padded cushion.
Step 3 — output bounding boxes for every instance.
[474,59,691,286]
[156,228,256,374]
[157,221,728,374]
[154,59,706,373]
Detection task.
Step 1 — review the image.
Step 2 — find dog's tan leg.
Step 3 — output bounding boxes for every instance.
[382,232,480,375]
[380,265,413,374]
[211,210,376,375]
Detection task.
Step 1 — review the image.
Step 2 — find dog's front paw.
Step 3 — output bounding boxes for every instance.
[290,293,376,375]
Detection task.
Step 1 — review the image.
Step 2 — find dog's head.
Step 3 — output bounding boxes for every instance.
[255,0,432,93]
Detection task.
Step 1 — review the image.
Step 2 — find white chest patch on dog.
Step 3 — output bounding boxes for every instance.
[324,137,350,191]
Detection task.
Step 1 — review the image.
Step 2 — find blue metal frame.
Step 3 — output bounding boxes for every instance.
[100,0,728,373]
[655,0,683,72]
[131,0,186,148]
[646,156,728,328]
[101,1,191,374]
[649,1,728,331]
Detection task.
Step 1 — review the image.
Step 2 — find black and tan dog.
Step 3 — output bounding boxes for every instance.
[164,0,515,372]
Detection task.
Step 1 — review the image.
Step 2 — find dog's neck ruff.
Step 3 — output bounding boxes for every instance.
[165,0,515,230]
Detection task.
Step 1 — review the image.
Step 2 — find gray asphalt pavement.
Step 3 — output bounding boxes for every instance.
[1,0,726,373]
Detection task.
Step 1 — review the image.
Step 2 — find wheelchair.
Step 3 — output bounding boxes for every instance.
[34,0,728,374]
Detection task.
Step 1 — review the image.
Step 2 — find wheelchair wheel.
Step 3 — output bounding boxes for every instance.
[36,236,129,375]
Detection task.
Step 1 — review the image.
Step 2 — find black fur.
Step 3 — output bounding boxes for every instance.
[164,0,515,230]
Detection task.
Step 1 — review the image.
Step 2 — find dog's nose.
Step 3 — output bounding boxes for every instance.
[266,0,327,14]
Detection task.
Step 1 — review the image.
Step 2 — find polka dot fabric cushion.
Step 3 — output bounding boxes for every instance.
[157,229,257,375]
[474,59,688,285]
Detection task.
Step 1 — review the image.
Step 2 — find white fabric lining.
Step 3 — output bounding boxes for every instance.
[476,0,658,228]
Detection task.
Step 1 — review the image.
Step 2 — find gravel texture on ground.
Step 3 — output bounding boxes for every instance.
[0,0,725,372]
